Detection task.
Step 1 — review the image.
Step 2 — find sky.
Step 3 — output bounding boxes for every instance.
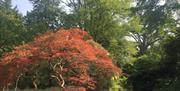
[12,0,33,15]
[12,0,70,15]
[11,0,167,16]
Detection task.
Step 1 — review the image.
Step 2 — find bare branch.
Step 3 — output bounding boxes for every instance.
[50,59,65,89]
[15,74,23,91]
[130,32,143,44]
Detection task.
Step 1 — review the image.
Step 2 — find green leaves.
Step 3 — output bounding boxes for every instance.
[25,0,65,31]
[129,16,142,33]
[129,0,179,55]
[62,0,134,70]
[0,3,27,56]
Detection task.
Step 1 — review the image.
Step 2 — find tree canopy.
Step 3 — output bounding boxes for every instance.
[0,28,121,91]
[0,0,180,91]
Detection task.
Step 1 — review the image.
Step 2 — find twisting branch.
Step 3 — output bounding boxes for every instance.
[33,79,38,90]
[50,59,65,89]
[59,64,65,88]
[15,73,23,91]
[130,31,143,44]
[51,75,62,87]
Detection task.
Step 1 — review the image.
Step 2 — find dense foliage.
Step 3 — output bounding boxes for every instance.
[0,0,28,56]
[25,0,65,31]
[0,0,180,90]
[0,28,121,91]
[129,0,178,55]
[60,0,136,70]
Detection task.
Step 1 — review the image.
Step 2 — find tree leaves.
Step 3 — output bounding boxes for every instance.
[0,28,121,90]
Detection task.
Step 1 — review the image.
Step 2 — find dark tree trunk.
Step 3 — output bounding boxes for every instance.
[138,42,149,56]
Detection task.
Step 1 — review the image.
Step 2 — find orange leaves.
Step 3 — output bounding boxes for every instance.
[0,28,121,90]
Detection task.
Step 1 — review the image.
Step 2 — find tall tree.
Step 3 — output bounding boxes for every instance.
[25,0,65,33]
[61,0,135,67]
[126,1,179,90]
[0,0,11,9]
[161,27,180,91]
[0,0,27,56]
[62,0,131,43]
[129,0,179,55]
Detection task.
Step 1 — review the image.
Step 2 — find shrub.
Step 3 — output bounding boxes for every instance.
[0,28,121,91]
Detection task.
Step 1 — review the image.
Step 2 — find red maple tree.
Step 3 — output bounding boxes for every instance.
[0,28,121,91]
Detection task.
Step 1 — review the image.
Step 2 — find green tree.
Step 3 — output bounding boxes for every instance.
[159,28,180,91]
[63,0,130,43]
[126,1,179,90]
[129,0,179,55]
[0,0,27,56]
[25,0,65,33]
[62,0,135,68]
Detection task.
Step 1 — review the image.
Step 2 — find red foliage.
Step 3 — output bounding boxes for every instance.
[0,28,121,90]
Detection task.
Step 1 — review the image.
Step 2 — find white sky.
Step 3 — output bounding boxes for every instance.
[12,0,33,15]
